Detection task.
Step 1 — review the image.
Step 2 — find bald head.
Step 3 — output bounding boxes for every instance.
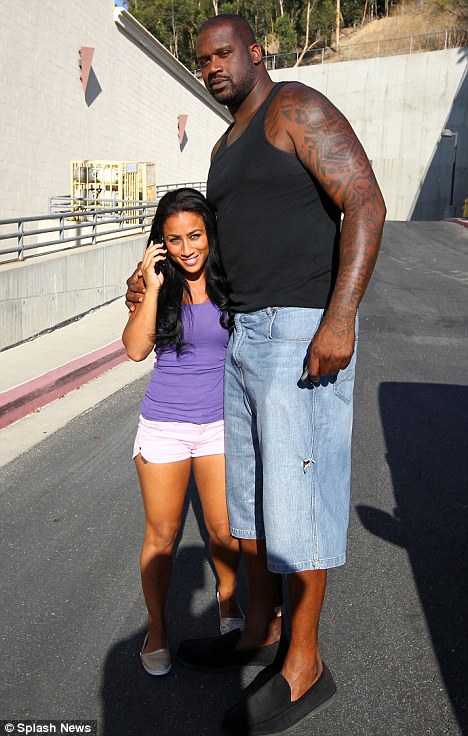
[196,14,267,110]
[198,14,257,48]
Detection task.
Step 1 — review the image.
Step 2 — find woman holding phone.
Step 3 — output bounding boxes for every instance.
[123,188,244,676]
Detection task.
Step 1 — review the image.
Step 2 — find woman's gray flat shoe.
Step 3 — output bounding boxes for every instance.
[217,590,246,635]
[140,633,171,676]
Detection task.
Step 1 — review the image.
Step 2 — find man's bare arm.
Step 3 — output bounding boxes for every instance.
[278,84,386,378]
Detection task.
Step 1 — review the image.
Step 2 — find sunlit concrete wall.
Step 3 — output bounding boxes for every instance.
[271,48,468,220]
[0,0,230,218]
[0,234,147,350]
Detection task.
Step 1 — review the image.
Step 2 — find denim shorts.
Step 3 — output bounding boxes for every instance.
[224,307,358,573]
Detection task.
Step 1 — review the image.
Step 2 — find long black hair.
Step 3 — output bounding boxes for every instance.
[147,188,231,355]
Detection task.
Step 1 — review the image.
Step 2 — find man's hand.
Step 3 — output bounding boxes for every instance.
[306,314,355,381]
[125,262,145,311]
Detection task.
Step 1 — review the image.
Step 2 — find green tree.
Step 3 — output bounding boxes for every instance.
[128,0,211,67]
[275,13,298,52]
[126,0,375,69]
[341,0,365,25]
[300,0,336,46]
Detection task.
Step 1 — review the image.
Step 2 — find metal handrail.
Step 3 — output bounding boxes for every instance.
[1,182,209,262]
[48,196,152,214]
[191,28,466,74]
[155,181,207,197]
[261,28,467,70]
[48,182,207,214]
[0,202,156,261]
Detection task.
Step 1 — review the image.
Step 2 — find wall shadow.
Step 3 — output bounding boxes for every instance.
[180,131,189,152]
[356,382,468,733]
[411,47,468,220]
[85,67,102,107]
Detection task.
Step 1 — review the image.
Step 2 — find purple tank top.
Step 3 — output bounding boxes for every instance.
[140,301,228,423]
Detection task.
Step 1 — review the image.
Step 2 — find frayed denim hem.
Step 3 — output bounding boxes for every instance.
[267,554,347,573]
[230,527,265,540]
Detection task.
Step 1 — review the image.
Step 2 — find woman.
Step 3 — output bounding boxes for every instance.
[123,189,244,676]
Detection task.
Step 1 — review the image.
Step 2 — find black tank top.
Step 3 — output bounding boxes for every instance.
[207,82,341,313]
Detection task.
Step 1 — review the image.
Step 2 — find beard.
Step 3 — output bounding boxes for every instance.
[210,66,256,107]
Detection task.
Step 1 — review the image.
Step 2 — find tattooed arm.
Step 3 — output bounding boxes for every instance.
[273,83,386,379]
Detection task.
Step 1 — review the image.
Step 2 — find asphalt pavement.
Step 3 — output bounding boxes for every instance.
[0,220,467,736]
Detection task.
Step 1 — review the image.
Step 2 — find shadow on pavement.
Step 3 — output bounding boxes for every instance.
[100,476,247,736]
[357,383,468,733]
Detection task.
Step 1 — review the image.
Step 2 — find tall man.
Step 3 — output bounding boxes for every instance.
[127,14,386,735]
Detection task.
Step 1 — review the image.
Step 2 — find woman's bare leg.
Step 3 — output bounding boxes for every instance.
[135,454,191,652]
[192,454,242,618]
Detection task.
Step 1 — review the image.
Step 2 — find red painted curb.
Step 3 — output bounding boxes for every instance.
[0,340,128,430]
[446,218,468,229]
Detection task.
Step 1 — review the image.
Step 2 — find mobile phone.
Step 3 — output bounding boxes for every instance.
[155,249,167,275]
[148,234,167,274]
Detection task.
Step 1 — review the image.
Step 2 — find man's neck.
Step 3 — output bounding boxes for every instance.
[229,74,275,126]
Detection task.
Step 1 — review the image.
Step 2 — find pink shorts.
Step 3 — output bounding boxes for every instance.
[132,415,225,464]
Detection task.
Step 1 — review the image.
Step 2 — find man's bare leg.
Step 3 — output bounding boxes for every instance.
[281,569,327,700]
[235,538,283,650]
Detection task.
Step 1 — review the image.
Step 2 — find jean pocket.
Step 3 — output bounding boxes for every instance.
[268,308,322,342]
[333,370,354,404]
[333,340,358,404]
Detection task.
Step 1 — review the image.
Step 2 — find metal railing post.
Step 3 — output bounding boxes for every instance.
[17,220,25,260]
[445,29,448,49]
[92,211,97,245]
[59,216,64,242]
[409,35,413,54]
[321,47,324,64]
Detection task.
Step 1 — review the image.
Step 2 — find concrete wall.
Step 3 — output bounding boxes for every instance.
[1,1,465,223]
[271,48,468,220]
[0,0,230,218]
[0,235,146,350]
[1,5,466,348]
